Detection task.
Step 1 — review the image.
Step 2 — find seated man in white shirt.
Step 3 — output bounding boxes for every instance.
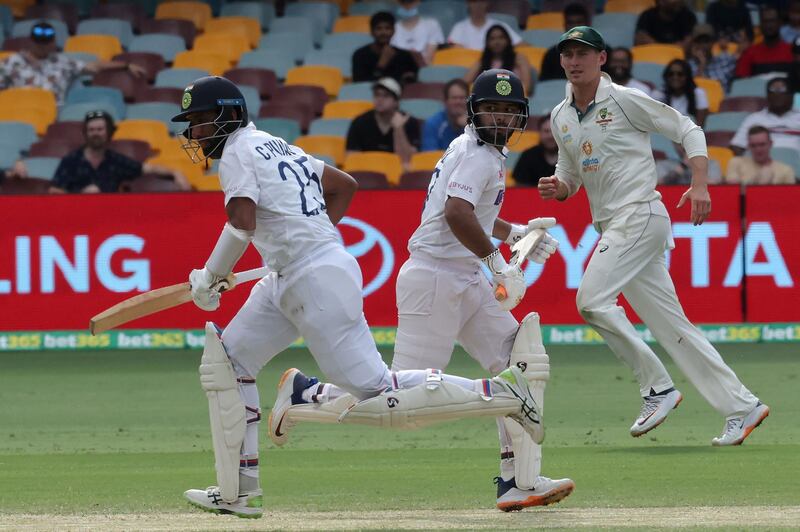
[730,77,800,155]
[607,47,653,96]
[391,0,445,65]
[448,0,521,51]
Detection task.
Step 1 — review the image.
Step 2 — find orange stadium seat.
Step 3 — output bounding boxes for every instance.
[286,66,344,98]
[333,16,370,33]
[510,130,540,152]
[294,135,346,166]
[432,48,481,68]
[526,12,562,31]
[0,107,53,136]
[707,146,735,176]
[410,151,444,172]
[192,33,250,65]
[344,152,403,186]
[695,77,724,114]
[5,0,35,18]
[146,154,206,183]
[515,46,547,72]
[64,35,122,62]
[631,44,684,64]
[322,100,373,119]
[0,51,14,62]
[604,0,655,14]
[188,173,222,191]
[204,16,261,48]
[114,120,171,154]
[173,50,230,76]
[0,87,57,135]
[155,1,212,30]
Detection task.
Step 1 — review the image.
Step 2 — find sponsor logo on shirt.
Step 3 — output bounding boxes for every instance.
[561,124,568,133]
[582,157,600,172]
[448,181,473,194]
[562,133,573,145]
[494,189,505,205]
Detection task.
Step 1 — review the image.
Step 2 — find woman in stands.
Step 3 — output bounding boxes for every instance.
[655,59,709,127]
[465,25,531,95]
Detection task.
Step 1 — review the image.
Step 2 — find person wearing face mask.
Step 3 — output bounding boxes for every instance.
[390,0,445,66]
[606,47,653,96]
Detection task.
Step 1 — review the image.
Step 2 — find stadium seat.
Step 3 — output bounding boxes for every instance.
[397,170,433,189]
[23,156,61,180]
[729,77,768,98]
[322,100,373,119]
[0,142,24,171]
[64,35,122,62]
[0,121,38,154]
[631,61,664,87]
[110,52,165,84]
[204,16,261,48]
[704,112,749,133]
[2,37,33,52]
[220,1,275,31]
[113,119,171,154]
[303,50,353,80]
[595,25,636,48]
[90,3,146,33]
[155,68,210,89]
[419,65,468,83]
[128,34,186,64]
[531,79,566,108]
[135,86,183,104]
[0,177,52,194]
[410,151,444,172]
[146,153,205,182]
[526,12,562,30]
[126,102,183,134]
[272,85,328,117]
[348,2,393,16]
[333,15,370,33]
[92,70,147,102]
[344,151,403,185]
[510,131,540,152]
[294,135,346,166]
[0,4,12,32]
[631,44,684,64]
[400,98,443,120]
[237,85,261,118]
[258,105,312,134]
[139,18,196,48]
[516,46,547,72]
[338,82,374,101]
[270,16,322,46]
[707,146,734,175]
[432,48,481,68]
[154,1,212,30]
[604,0,655,13]
[771,147,800,178]
[321,32,372,56]
[285,1,339,34]
[24,3,79,33]
[238,50,294,80]
[490,9,525,31]
[28,139,74,158]
[705,131,735,147]
[254,117,301,143]
[77,18,134,49]
[695,77,723,113]
[0,87,57,132]
[223,68,277,100]
[4,1,33,19]
[173,51,228,76]
[192,33,250,65]
[520,29,562,48]
[286,66,344,98]
[58,101,120,123]
[258,32,313,64]
[125,174,185,192]
[65,85,126,120]
[108,139,153,162]
[418,1,463,36]
[12,19,68,49]
[718,96,766,113]
[650,133,680,159]
[308,118,351,137]
[349,170,389,189]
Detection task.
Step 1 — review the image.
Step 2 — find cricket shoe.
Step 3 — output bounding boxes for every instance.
[184,486,262,518]
[493,366,544,444]
[268,368,318,446]
[712,402,770,446]
[630,387,683,437]
[495,476,575,512]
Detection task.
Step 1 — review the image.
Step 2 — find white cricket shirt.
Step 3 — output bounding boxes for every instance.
[551,72,707,224]
[407,124,507,262]
[447,17,522,50]
[218,122,340,272]
[391,17,445,54]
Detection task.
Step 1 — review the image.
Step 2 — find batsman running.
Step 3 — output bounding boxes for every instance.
[171,76,545,518]
[539,27,769,445]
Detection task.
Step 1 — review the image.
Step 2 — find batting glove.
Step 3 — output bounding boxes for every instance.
[189,267,226,312]
[529,232,559,264]
[482,249,526,311]
[505,217,557,245]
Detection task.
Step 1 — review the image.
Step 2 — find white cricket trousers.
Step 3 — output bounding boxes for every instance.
[221,243,391,400]
[576,200,758,417]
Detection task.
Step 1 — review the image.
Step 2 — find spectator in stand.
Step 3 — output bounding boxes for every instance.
[346,78,421,167]
[656,142,722,185]
[781,0,800,44]
[539,3,593,81]
[607,47,654,96]
[448,0,521,51]
[390,0,445,66]
[1,160,30,182]
[635,0,697,47]
[726,126,796,185]
[686,24,738,92]
[464,25,531,95]
[790,37,800,109]
[0,21,146,105]
[50,110,189,194]
[730,77,800,155]
[654,59,709,126]
[735,6,794,78]
[512,118,557,186]
[352,11,418,84]
[705,0,754,45]
[421,79,468,151]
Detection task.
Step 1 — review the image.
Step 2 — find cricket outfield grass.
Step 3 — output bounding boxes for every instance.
[1,344,798,530]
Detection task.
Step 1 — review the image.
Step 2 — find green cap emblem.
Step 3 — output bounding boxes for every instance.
[181,91,192,110]
[496,80,512,96]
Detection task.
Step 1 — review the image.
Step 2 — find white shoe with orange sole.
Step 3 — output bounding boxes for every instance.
[712,402,769,446]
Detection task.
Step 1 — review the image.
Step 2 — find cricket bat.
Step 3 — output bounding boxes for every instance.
[89,267,269,335]
[494,229,546,302]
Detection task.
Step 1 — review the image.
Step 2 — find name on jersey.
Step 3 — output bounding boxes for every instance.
[255,139,296,160]
[448,181,473,194]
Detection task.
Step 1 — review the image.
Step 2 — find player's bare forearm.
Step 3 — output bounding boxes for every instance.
[677,156,711,226]
[492,218,512,242]
[688,156,709,188]
[444,197,496,258]
[321,164,358,225]
[226,197,256,231]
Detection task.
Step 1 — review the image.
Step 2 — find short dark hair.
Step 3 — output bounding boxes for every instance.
[371,11,395,29]
[564,3,589,19]
[611,47,632,62]
[83,109,116,136]
[766,76,789,92]
[747,125,770,138]
[443,79,468,100]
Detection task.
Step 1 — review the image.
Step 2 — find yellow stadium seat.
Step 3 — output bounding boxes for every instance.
[432,48,482,68]
[322,100,373,119]
[286,66,343,98]
[188,173,223,191]
[707,146,734,176]
[158,137,187,159]
[173,50,230,76]
[515,46,547,72]
[333,16,370,33]
[0,51,14,61]
[631,44,684,64]
[155,1,212,30]
[694,77,723,114]
[0,87,57,125]
[0,107,53,136]
[526,12,563,31]
[146,155,206,183]
[205,16,261,48]
[193,33,250,65]
[604,0,655,14]
[410,151,444,172]
[344,151,403,186]
[712,41,738,56]
[294,135,346,166]
[510,131,540,153]
[5,0,34,18]
[64,35,122,62]
[114,120,171,153]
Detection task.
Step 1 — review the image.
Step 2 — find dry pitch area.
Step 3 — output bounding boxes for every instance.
[3,507,800,531]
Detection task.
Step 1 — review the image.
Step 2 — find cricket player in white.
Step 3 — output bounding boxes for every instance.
[539,27,769,445]
[394,68,574,511]
[170,76,545,518]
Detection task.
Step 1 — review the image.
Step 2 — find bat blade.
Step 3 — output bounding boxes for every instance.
[90,282,193,335]
[509,229,546,267]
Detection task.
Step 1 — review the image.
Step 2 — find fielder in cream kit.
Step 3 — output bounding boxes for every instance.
[172,76,547,518]
[540,27,769,445]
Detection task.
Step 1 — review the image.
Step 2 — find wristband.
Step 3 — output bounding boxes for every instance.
[481,249,507,275]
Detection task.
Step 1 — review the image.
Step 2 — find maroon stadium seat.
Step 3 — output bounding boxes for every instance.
[92,70,148,102]
[398,170,433,189]
[90,2,146,32]
[402,82,445,100]
[0,177,52,194]
[488,0,529,28]
[112,52,166,83]
[705,131,735,147]
[349,171,389,190]
[140,18,197,48]
[223,68,278,100]
[259,104,313,133]
[123,174,184,192]
[24,4,79,34]
[135,86,183,104]
[108,139,153,162]
[270,85,328,117]
[719,96,767,113]
[3,37,34,52]
[43,122,85,148]
[28,140,74,158]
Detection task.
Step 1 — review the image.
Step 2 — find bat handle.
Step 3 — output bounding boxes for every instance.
[495,284,507,301]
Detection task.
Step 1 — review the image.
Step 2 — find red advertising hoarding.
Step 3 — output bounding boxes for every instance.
[0,186,795,331]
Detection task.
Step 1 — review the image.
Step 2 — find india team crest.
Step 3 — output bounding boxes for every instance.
[181,91,192,110]
[495,80,512,96]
